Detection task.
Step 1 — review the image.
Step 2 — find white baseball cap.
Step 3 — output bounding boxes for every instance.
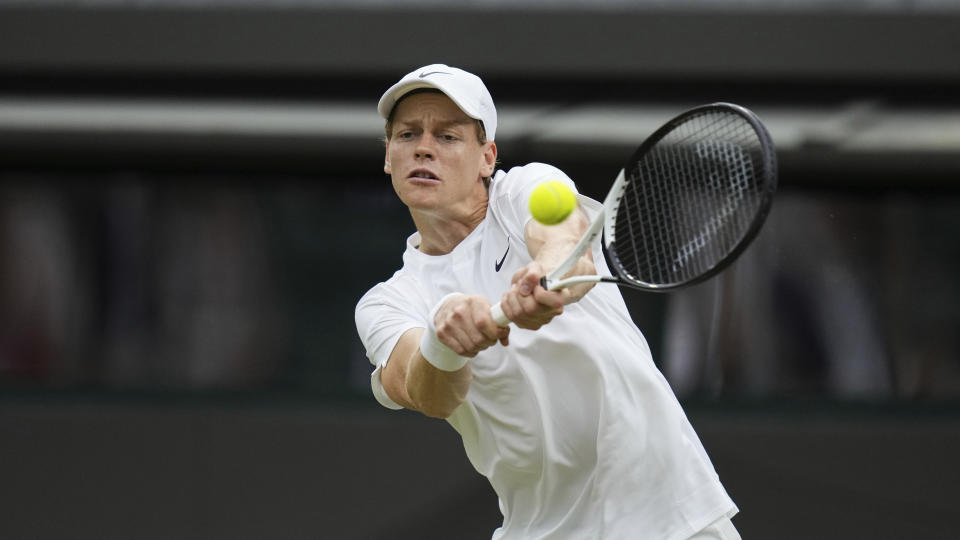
[378,63,498,141]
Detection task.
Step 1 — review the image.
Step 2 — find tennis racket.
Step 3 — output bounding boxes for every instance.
[491,102,777,326]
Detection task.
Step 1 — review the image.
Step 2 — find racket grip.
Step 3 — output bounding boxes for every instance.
[490,302,510,327]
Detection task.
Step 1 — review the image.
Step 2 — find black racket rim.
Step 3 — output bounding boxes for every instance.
[608,102,778,292]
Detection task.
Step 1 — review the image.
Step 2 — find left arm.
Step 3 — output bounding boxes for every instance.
[498,206,597,329]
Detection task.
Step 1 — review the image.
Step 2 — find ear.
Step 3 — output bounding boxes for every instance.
[480,141,497,178]
[383,142,392,175]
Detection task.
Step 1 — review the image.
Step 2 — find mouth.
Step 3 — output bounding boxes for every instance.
[408,168,440,182]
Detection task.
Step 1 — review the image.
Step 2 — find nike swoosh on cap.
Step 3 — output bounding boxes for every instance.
[419,70,450,78]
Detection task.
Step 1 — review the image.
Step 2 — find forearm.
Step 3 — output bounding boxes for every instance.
[405,351,472,418]
[383,294,507,417]
[526,207,596,303]
[381,327,472,419]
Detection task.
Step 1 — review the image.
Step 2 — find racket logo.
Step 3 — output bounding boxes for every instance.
[672,140,753,273]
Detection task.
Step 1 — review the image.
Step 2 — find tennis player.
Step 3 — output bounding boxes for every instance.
[355,64,740,539]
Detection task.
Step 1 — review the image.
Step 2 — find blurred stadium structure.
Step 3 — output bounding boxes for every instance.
[1,1,959,539]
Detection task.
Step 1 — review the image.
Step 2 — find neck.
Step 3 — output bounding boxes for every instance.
[411,199,488,255]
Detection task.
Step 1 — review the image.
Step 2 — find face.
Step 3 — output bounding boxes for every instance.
[384,92,497,220]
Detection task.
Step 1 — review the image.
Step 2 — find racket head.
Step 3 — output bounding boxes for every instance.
[605,102,777,291]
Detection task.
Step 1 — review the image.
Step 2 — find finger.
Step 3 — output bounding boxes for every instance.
[476,313,510,348]
[533,286,565,310]
[477,318,505,344]
[434,319,470,356]
[471,300,499,335]
[526,291,564,327]
[437,305,484,355]
[467,298,506,350]
[502,289,524,323]
[518,290,541,315]
[463,312,499,352]
[454,326,492,357]
[462,308,502,353]
[506,293,542,330]
[519,271,542,296]
[498,327,510,347]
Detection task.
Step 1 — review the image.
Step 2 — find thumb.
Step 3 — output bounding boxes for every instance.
[519,270,541,296]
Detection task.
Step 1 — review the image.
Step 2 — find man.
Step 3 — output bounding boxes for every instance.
[355,64,739,539]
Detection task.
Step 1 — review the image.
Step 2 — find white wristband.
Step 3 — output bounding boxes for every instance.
[420,293,470,372]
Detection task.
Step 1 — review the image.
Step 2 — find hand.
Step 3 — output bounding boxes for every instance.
[434,294,511,356]
[499,262,565,330]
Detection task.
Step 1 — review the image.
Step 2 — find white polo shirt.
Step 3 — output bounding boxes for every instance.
[355,163,737,540]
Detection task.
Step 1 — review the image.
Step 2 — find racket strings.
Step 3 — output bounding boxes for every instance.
[613,110,768,287]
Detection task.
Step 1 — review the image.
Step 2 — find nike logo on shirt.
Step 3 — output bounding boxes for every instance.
[495,240,510,272]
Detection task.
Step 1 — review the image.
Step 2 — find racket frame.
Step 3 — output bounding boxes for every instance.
[604,102,777,291]
[490,102,777,326]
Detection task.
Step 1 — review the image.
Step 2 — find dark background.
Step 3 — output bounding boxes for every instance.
[1,2,959,538]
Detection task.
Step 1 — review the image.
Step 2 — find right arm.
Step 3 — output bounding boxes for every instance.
[380,294,509,419]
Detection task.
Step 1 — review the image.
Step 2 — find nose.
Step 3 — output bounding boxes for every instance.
[415,134,437,160]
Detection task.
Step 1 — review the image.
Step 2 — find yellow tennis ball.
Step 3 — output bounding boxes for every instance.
[529,180,577,225]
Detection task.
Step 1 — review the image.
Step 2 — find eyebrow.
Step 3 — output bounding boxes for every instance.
[396,118,473,129]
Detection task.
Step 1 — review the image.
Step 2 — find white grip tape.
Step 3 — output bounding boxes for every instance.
[420,293,469,372]
[490,302,510,327]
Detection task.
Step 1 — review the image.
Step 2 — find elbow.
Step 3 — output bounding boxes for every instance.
[406,370,471,419]
[419,397,465,419]
[409,382,466,418]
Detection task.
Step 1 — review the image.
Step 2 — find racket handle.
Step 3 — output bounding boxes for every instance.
[490,302,510,327]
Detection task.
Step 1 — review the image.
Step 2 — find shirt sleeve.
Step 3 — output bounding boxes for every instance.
[491,162,604,273]
[355,284,423,410]
[492,162,581,234]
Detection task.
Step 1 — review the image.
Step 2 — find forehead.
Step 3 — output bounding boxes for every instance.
[391,92,473,125]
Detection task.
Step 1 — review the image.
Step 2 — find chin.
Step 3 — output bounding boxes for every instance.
[399,191,440,211]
